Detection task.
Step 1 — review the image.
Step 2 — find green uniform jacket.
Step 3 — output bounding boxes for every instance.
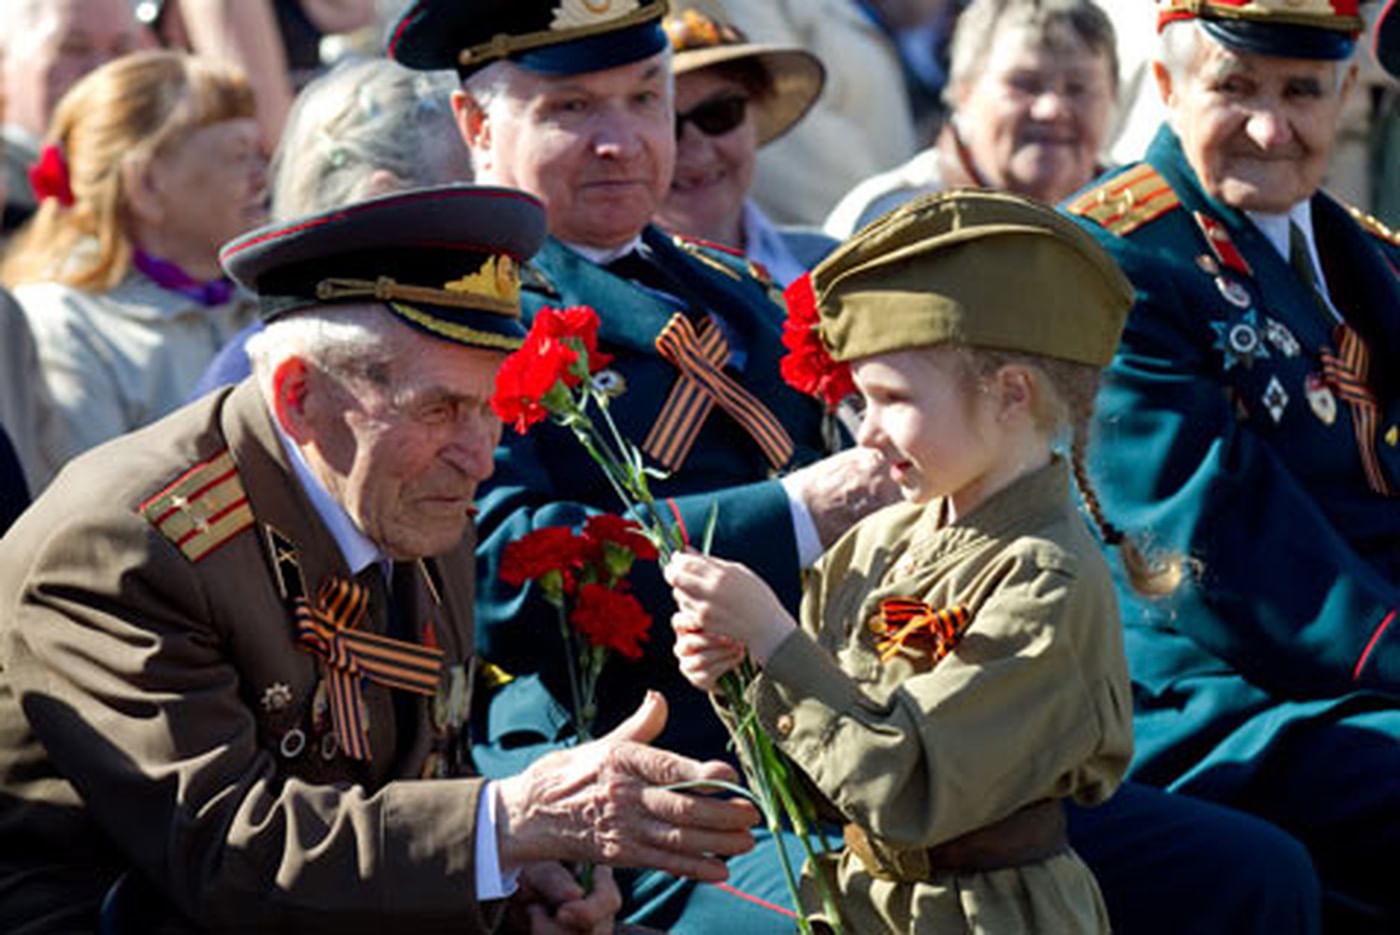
[473,227,830,772]
[0,381,497,933]
[1064,126,1400,798]
[754,459,1130,933]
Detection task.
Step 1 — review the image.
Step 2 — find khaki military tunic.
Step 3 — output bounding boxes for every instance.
[753,458,1132,932]
[0,381,498,933]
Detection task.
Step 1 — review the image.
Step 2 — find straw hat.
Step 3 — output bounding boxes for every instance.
[665,0,825,146]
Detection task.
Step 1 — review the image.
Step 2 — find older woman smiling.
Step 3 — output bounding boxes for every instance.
[654,0,831,286]
[825,0,1119,237]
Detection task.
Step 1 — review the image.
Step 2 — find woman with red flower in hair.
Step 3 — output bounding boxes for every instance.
[1,50,266,484]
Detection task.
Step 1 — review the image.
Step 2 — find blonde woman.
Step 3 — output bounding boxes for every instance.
[2,50,265,481]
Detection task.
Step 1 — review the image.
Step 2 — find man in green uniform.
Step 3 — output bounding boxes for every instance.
[1065,1,1400,928]
[0,185,758,933]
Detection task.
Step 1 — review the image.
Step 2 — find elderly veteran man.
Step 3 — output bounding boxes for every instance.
[0,185,759,935]
[386,2,898,929]
[1065,0,1400,928]
[387,0,896,820]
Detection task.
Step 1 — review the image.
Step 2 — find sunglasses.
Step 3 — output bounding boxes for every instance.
[674,95,749,140]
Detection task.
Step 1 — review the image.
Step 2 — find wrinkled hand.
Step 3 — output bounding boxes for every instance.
[664,552,797,683]
[784,447,899,548]
[493,692,758,881]
[509,862,621,934]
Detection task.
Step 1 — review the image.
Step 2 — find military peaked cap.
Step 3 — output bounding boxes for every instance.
[387,0,668,77]
[1157,0,1364,60]
[220,185,547,352]
[1379,0,1399,77]
[809,190,1133,368]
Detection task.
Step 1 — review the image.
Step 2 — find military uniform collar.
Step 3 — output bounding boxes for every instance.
[558,235,643,266]
[270,413,383,576]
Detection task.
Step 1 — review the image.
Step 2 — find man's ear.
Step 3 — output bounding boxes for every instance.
[271,356,315,443]
[451,89,491,159]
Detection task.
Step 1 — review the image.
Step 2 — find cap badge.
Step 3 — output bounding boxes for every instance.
[444,255,520,306]
[552,0,639,31]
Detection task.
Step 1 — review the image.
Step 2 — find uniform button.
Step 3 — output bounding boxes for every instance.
[775,714,794,737]
[1386,426,1398,448]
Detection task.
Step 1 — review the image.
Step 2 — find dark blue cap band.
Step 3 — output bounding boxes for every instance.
[511,21,666,75]
[1201,18,1357,61]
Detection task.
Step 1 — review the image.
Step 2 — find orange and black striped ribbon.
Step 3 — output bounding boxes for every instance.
[644,313,795,471]
[1321,324,1395,497]
[874,598,970,664]
[295,576,445,761]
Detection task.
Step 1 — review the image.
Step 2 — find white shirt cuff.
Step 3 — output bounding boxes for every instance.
[474,782,519,901]
[780,476,825,569]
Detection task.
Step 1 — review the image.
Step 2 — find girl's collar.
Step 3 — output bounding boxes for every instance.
[132,249,235,307]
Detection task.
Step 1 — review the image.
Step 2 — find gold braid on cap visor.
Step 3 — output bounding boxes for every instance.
[458,1,666,69]
[1157,0,1363,31]
[314,275,518,317]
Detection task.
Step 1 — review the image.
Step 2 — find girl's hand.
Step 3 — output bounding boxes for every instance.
[671,621,745,692]
[663,552,797,665]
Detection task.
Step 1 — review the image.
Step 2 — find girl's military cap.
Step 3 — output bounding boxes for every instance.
[219,184,547,352]
[1156,0,1364,61]
[808,190,1133,367]
[387,0,669,77]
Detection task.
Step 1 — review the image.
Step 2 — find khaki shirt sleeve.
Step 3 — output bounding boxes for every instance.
[754,550,1125,850]
[6,507,500,931]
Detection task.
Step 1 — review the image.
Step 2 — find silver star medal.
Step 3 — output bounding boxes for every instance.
[1215,276,1252,309]
[1211,310,1270,370]
[261,682,293,713]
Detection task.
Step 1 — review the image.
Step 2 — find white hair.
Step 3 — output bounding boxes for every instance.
[245,303,402,403]
[270,57,469,221]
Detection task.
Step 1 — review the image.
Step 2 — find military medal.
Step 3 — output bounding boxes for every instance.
[261,682,293,713]
[1263,376,1289,423]
[1211,310,1270,369]
[591,368,627,397]
[1215,276,1252,309]
[1196,254,1220,276]
[1305,374,1337,425]
[1264,319,1300,357]
[321,732,340,761]
[279,727,307,759]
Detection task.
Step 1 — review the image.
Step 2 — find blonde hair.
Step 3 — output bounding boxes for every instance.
[958,346,1183,598]
[1,50,255,291]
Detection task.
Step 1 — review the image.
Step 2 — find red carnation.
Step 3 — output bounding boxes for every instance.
[491,305,613,434]
[583,514,658,560]
[569,583,651,660]
[499,526,586,599]
[779,272,856,408]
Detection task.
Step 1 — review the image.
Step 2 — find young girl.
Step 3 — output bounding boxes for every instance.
[664,190,1178,933]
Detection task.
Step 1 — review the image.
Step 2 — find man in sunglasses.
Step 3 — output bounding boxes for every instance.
[389,1,898,930]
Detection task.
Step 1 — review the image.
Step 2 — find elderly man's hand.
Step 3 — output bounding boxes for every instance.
[784,447,900,548]
[493,691,758,880]
[508,862,622,934]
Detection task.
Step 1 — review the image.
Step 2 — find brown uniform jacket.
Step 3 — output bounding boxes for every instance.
[0,381,498,933]
[754,458,1132,933]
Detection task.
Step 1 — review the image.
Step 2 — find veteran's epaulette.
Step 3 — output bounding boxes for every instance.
[518,260,559,297]
[1347,206,1400,247]
[1066,164,1180,237]
[138,449,253,562]
[671,234,745,282]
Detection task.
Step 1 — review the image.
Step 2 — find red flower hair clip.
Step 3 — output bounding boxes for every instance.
[28,144,75,208]
[779,272,855,408]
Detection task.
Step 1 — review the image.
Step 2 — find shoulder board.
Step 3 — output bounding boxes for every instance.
[1347,206,1400,247]
[1066,164,1180,236]
[670,235,744,282]
[519,261,559,298]
[138,449,253,562]
[674,233,745,259]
